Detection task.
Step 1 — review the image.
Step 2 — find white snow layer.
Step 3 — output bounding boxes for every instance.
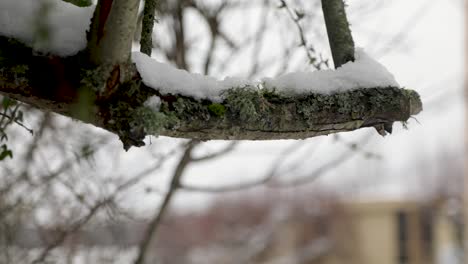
[133,49,399,102]
[0,0,95,56]
[144,96,162,111]
[0,0,398,99]
[132,52,252,102]
[263,48,399,95]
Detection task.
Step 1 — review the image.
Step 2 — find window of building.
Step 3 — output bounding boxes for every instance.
[396,210,409,264]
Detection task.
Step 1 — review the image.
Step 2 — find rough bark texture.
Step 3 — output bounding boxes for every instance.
[321,0,355,67]
[0,36,422,150]
[87,0,140,65]
[140,0,158,56]
[0,0,423,150]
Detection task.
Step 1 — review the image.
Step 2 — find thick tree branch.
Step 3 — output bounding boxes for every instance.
[321,0,355,68]
[0,37,422,150]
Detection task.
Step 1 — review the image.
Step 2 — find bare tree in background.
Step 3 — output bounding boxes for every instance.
[0,0,432,263]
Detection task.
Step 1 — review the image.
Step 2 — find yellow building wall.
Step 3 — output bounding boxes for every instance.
[353,209,397,264]
[346,202,428,264]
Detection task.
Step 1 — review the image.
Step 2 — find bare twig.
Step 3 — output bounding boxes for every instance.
[0,112,33,135]
[247,0,270,77]
[189,1,229,75]
[31,197,113,263]
[180,134,375,193]
[27,140,184,262]
[333,134,381,160]
[269,137,372,187]
[190,142,237,162]
[279,0,329,70]
[179,141,303,193]
[134,140,198,264]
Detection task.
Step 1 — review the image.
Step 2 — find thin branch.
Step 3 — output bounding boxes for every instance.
[269,137,371,187]
[0,112,33,135]
[333,134,381,160]
[179,141,302,193]
[374,1,433,55]
[180,135,374,193]
[180,177,269,193]
[140,0,159,56]
[279,0,329,70]
[321,0,355,68]
[247,0,270,77]
[190,142,237,162]
[25,141,182,263]
[189,1,229,75]
[134,140,198,264]
[31,197,113,263]
[113,143,184,193]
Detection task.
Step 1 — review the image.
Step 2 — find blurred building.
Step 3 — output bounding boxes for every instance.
[345,201,462,264]
[5,198,462,264]
[147,198,463,264]
[218,200,463,264]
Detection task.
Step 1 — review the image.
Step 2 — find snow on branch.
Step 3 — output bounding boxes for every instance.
[0,0,422,149]
[132,48,399,101]
[0,0,95,56]
[0,34,421,149]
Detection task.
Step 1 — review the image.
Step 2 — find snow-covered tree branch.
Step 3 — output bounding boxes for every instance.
[0,0,422,150]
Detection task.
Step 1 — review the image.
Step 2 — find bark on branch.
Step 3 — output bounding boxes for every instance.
[87,0,140,65]
[0,37,422,150]
[140,0,159,56]
[321,0,355,68]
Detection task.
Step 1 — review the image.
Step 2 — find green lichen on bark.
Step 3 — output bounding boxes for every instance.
[131,105,179,135]
[80,64,116,93]
[0,38,32,84]
[224,88,266,123]
[96,77,151,149]
[0,36,422,148]
[127,86,421,142]
[207,103,226,117]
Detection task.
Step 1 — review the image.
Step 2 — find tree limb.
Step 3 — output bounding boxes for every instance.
[0,36,422,150]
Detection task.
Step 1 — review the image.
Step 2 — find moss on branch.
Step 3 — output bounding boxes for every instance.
[132,87,421,141]
[0,36,422,150]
